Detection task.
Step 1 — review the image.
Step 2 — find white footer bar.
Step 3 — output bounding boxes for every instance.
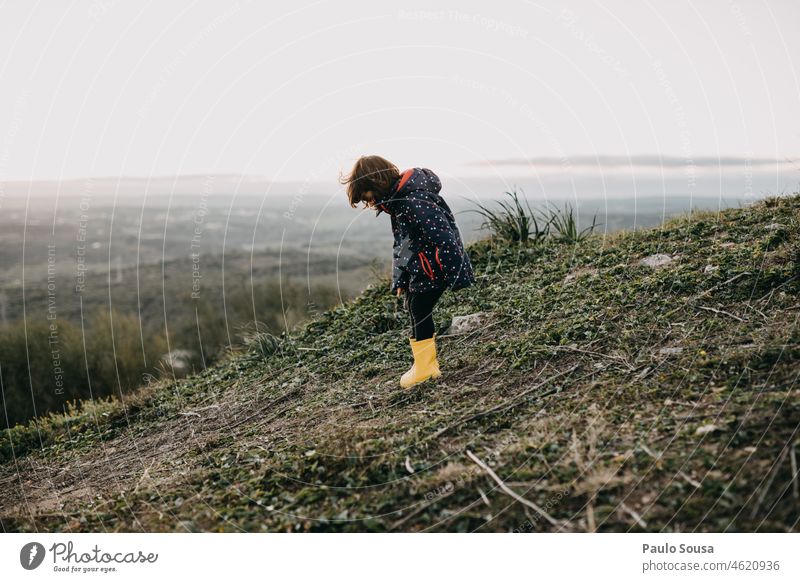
[2,533,797,581]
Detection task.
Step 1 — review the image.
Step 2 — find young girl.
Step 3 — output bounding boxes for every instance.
[342,155,475,388]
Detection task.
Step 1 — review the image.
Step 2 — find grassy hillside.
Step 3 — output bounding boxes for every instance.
[1,195,799,532]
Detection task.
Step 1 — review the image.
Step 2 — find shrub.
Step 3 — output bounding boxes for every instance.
[548,203,598,244]
[471,190,552,244]
[243,331,286,359]
[472,191,598,245]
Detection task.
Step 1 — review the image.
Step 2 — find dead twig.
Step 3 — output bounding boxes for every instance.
[430,365,580,440]
[132,459,157,494]
[755,275,797,306]
[744,303,769,322]
[664,271,753,318]
[390,488,455,530]
[749,445,790,519]
[695,305,746,322]
[698,271,753,298]
[619,502,648,528]
[466,449,564,529]
[223,387,301,431]
[789,443,800,499]
[551,345,635,371]
[639,444,700,489]
[678,470,702,489]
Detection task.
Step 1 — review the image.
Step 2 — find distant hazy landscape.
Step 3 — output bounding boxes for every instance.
[0,171,788,428]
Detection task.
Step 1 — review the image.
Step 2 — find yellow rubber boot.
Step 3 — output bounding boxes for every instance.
[400,336,441,388]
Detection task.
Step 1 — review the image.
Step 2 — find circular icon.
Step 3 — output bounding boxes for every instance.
[20,542,46,570]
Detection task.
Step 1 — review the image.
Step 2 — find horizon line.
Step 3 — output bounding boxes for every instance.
[0,153,797,186]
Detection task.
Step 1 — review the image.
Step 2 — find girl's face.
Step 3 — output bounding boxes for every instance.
[363,190,375,207]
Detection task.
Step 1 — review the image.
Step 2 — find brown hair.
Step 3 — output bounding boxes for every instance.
[340,155,400,208]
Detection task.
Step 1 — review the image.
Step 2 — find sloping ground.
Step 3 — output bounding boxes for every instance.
[1,195,799,532]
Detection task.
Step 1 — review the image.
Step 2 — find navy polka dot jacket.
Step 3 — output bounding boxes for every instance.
[374,167,476,294]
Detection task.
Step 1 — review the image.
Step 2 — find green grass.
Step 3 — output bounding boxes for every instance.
[1,195,799,533]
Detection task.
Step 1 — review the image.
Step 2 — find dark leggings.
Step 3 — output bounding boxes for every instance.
[405,288,445,340]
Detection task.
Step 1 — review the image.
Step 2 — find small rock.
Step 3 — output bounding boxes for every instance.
[445,312,490,335]
[765,223,783,231]
[703,264,719,275]
[695,424,719,435]
[161,349,195,375]
[639,254,675,268]
[659,347,683,355]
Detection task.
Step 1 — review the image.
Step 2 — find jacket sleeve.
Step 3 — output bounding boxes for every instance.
[390,216,410,293]
[398,194,464,288]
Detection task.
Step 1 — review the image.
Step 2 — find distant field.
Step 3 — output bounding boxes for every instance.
[0,192,758,340]
[0,192,746,288]
[0,191,758,427]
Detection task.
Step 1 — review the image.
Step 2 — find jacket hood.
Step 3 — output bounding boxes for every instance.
[374,168,442,216]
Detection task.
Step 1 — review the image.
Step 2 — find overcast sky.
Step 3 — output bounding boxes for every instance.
[0,0,798,186]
